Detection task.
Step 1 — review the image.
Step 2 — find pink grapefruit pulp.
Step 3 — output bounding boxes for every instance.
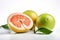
[7,13,33,32]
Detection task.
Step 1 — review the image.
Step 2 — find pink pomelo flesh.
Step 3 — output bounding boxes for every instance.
[10,14,31,28]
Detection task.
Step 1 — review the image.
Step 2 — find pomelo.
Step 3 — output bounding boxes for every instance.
[7,13,33,32]
[36,13,55,34]
[23,10,38,22]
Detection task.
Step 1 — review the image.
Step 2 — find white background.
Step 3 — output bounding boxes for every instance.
[0,0,60,40]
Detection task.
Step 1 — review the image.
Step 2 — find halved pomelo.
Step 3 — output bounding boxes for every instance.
[7,13,33,32]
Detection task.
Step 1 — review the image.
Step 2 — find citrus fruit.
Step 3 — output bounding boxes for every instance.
[23,10,38,22]
[36,13,55,34]
[7,13,33,32]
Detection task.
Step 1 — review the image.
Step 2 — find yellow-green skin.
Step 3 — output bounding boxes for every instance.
[23,10,38,22]
[36,14,55,30]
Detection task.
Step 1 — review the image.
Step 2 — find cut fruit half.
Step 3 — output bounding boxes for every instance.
[7,13,33,32]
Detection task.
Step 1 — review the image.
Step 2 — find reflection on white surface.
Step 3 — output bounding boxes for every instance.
[9,33,59,40]
[0,28,60,40]
[0,28,11,34]
[0,31,60,40]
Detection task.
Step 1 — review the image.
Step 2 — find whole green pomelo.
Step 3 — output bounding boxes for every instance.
[36,13,55,30]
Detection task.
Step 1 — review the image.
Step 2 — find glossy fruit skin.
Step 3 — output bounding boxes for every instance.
[23,10,38,22]
[36,14,55,30]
